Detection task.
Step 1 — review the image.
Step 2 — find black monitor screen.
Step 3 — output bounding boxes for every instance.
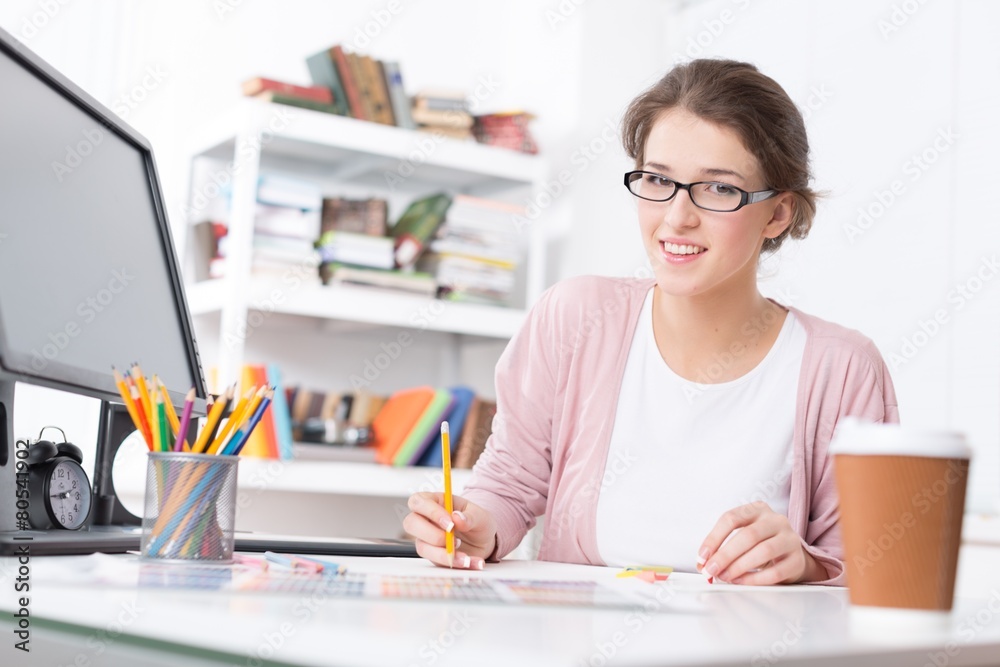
[0,40,202,399]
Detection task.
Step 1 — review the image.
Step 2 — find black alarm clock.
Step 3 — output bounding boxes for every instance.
[24,427,93,530]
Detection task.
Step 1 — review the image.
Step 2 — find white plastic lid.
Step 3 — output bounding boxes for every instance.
[829,417,971,459]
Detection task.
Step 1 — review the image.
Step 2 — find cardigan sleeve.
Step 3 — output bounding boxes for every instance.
[802,337,900,586]
[461,284,563,560]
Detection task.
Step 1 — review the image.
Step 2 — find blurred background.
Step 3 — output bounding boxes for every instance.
[1,0,996,521]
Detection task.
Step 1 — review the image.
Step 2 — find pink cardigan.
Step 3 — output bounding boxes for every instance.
[462,276,900,585]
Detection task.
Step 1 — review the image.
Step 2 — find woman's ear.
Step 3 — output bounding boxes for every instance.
[763,192,796,240]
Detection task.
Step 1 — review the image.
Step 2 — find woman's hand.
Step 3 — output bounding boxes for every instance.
[697,501,829,585]
[403,492,498,570]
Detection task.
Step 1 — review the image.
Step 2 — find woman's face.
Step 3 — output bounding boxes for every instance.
[636,108,793,301]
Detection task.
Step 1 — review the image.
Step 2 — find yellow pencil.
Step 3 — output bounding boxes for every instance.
[192,386,232,453]
[210,385,264,455]
[441,421,454,568]
[206,386,254,455]
[151,392,163,453]
[157,378,189,450]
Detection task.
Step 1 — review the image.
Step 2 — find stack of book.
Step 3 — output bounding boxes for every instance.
[371,385,496,469]
[242,76,339,115]
[304,45,413,127]
[419,195,526,307]
[212,174,322,280]
[410,89,474,141]
[315,197,395,281]
[472,111,539,154]
[287,387,387,462]
[318,192,451,297]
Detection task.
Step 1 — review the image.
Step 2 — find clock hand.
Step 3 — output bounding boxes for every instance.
[49,490,72,500]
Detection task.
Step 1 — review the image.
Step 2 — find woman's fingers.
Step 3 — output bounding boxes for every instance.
[414,540,484,570]
[402,512,461,549]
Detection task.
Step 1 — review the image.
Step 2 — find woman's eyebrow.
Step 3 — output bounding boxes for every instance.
[643,162,746,182]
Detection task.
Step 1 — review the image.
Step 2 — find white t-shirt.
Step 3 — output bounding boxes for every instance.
[595,289,806,572]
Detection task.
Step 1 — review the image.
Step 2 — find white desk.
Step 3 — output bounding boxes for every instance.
[1,550,999,667]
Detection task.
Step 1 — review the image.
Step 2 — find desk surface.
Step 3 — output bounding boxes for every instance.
[2,552,1000,667]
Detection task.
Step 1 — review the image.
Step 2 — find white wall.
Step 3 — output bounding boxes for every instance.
[1,0,996,511]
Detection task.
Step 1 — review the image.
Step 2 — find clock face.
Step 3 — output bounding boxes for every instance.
[47,459,91,530]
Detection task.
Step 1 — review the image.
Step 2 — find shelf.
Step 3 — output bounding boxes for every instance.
[113,458,472,501]
[185,99,546,193]
[186,277,527,339]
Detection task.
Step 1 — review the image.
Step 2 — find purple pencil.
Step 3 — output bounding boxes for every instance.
[175,388,196,452]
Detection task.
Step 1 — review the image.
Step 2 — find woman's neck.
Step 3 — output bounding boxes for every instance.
[651,284,788,383]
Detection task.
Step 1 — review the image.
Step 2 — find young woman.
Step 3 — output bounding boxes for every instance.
[403,59,899,585]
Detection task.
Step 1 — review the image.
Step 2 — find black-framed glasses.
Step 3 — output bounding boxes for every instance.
[623,170,778,212]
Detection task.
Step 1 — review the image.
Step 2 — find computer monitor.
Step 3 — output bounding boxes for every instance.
[0,27,207,534]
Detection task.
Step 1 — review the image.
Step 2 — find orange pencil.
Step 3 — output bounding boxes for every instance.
[113,367,150,448]
[128,384,154,450]
[132,364,154,426]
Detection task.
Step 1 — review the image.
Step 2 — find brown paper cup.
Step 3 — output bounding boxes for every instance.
[831,421,970,612]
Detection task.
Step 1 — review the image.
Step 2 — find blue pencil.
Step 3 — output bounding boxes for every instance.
[222,390,273,456]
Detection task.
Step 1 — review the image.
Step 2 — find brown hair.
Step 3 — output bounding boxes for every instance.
[621,59,817,254]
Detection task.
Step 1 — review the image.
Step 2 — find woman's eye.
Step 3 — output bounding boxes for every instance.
[644,174,671,187]
[708,183,737,196]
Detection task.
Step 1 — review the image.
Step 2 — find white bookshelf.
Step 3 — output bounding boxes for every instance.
[178,100,545,529]
[183,99,547,388]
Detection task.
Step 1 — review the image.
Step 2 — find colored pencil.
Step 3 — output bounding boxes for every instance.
[132,364,154,429]
[207,386,254,455]
[193,386,231,453]
[151,393,163,453]
[129,384,154,450]
[157,392,170,452]
[226,389,273,456]
[441,421,454,568]
[215,385,265,455]
[157,378,186,450]
[175,388,196,453]
[113,367,150,448]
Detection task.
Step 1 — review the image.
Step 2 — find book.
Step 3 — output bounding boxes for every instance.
[322,265,437,296]
[346,51,375,121]
[411,107,474,128]
[454,398,497,469]
[254,203,321,241]
[415,386,477,468]
[243,77,334,104]
[304,51,350,116]
[391,389,456,467]
[320,197,388,236]
[257,174,322,211]
[372,386,436,464]
[390,193,453,268]
[240,365,278,458]
[253,91,340,115]
[362,55,395,125]
[316,231,394,270]
[381,61,414,130]
[267,363,294,460]
[330,45,367,120]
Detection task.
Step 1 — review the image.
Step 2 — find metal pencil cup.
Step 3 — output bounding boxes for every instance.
[140,452,239,562]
